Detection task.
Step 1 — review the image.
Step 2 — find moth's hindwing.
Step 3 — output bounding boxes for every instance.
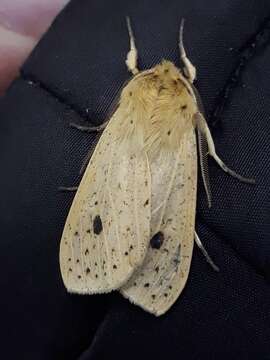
[121,127,197,316]
[60,113,151,293]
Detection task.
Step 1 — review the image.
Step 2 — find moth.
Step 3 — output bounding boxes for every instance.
[59,18,254,316]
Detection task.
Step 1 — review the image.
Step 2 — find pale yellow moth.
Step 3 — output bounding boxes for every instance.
[59,18,254,316]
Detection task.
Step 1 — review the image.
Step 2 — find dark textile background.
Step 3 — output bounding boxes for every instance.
[0,0,269,359]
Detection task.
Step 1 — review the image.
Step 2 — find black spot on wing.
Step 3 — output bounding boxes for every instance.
[150,231,164,249]
[144,199,149,207]
[93,215,103,235]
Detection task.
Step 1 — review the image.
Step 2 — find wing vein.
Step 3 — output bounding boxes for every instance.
[133,155,140,265]
[155,147,182,232]
[100,190,110,285]
[106,183,122,269]
[79,216,86,286]
[99,142,117,286]
[140,139,185,304]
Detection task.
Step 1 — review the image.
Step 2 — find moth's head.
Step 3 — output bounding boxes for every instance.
[120,59,197,121]
[149,60,196,112]
[153,60,186,85]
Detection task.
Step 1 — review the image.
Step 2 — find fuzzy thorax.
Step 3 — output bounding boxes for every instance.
[119,60,197,156]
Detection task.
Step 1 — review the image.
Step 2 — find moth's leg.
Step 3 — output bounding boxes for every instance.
[194,112,255,184]
[58,147,94,191]
[58,146,94,191]
[78,146,96,175]
[58,121,102,191]
[194,231,219,272]
[196,122,212,208]
[179,19,196,83]
[58,186,78,192]
[68,120,104,177]
[70,121,108,133]
[125,17,139,75]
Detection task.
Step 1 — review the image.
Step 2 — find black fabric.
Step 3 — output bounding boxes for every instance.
[1,0,270,359]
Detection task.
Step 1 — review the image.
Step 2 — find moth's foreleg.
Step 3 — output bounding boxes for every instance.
[194,112,255,184]
[125,17,139,75]
[58,186,78,192]
[58,142,95,190]
[70,121,108,133]
[179,19,196,83]
[194,231,219,272]
[70,122,106,174]
[78,146,96,175]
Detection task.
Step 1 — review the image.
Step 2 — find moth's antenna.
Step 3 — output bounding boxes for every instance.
[179,18,196,83]
[179,19,186,58]
[126,16,139,75]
